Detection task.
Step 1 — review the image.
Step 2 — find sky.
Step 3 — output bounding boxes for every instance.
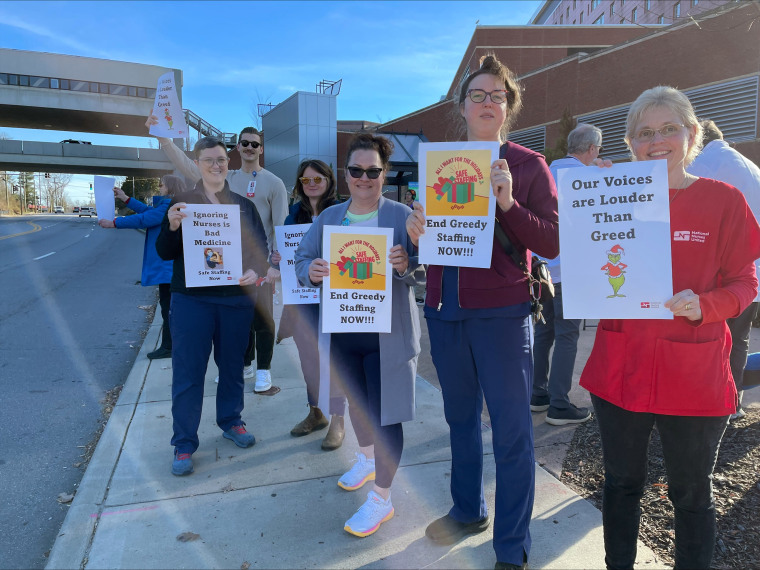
[0,0,542,201]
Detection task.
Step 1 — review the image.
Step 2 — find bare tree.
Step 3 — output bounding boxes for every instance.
[44,173,73,209]
[249,87,277,130]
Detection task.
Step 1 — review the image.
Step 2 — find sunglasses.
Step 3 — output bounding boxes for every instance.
[239,140,261,149]
[347,167,383,180]
[300,176,325,185]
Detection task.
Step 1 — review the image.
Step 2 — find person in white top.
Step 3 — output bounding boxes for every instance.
[147,117,288,392]
[688,119,760,419]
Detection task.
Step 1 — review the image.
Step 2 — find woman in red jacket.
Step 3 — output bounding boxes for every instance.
[580,86,760,569]
[407,54,559,570]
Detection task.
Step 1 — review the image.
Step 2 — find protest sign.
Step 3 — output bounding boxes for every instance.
[93,176,115,221]
[275,224,319,305]
[558,160,673,319]
[418,141,499,268]
[321,226,393,333]
[149,71,188,139]
[180,204,242,287]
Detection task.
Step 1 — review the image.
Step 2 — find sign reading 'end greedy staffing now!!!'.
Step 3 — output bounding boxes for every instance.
[558,160,673,319]
[322,226,393,333]
[417,141,499,268]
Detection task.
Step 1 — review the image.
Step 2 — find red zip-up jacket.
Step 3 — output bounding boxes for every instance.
[425,142,559,310]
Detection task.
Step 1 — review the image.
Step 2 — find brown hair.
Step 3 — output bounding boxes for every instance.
[160,174,186,197]
[700,119,723,146]
[238,127,262,144]
[454,54,523,140]
[344,132,394,172]
[291,159,338,223]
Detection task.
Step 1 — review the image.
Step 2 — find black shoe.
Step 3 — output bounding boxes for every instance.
[425,514,489,545]
[545,403,591,426]
[494,563,526,570]
[147,347,172,360]
[530,394,550,412]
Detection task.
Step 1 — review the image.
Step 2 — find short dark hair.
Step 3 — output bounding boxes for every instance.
[238,127,262,144]
[700,119,723,145]
[160,174,186,197]
[344,133,394,172]
[292,159,338,223]
[193,136,227,160]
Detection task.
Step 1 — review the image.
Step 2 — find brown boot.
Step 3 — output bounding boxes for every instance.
[290,405,328,437]
[321,415,345,451]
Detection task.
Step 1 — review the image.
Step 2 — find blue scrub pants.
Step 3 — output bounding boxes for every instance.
[170,292,255,455]
[427,315,534,565]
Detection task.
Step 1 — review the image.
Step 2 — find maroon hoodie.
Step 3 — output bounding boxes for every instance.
[425,141,559,310]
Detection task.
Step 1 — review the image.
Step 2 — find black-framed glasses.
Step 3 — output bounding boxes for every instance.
[347,166,383,180]
[633,123,685,143]
[239,140,261,148]
[466,89,509,104]
[198,157,229,167]
[299,176,325,185]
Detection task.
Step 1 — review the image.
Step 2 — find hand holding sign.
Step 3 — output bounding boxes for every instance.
[388,244,409,275]
[406,201,426,246]
[491,158,515,212]
[309,258,329,284]
[168,203,187,232]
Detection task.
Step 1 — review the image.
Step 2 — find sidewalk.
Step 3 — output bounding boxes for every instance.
[46,304,663,569]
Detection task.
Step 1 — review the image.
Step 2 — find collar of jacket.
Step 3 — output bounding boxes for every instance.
[191,179,234,203]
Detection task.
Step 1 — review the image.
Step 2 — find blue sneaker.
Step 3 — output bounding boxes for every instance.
[171,450,193,476]
[344,490,394,537]
[223,424,256,448]
[337,452,375,491]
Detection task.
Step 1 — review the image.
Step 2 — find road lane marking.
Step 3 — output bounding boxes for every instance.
[33,252,56,261]
[0,221,42,241]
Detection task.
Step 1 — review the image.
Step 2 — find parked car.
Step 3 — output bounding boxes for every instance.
[78,207,94,217]
[60,139,92,145]
[54,206,64,214]
[73,206,80,213]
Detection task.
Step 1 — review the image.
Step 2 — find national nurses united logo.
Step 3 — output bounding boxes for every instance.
[330,234,386,291]
[425,150,491,217]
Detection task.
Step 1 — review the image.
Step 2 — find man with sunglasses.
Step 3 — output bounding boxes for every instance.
[147,118,288,393]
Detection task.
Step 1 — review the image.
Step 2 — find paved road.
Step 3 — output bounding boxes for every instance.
[0,214,156,569]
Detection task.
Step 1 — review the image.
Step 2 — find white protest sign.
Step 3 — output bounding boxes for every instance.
[558,160,673,319]
[275,224,319,305]
[418,141,499,268]
[93,176,115,221]
[149,71,188,139]
[322,226,393,333]
[180,204,242,288]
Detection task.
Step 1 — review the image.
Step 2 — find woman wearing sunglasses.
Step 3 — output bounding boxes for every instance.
[271,160,346,450]
[294,133,424,537]
[579,86,760,569]
[406,54,559,570]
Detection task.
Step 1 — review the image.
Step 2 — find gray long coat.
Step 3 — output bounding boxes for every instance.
[294,196,424,425]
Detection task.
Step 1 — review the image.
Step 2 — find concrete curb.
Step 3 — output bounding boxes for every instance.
[45,314,163,570]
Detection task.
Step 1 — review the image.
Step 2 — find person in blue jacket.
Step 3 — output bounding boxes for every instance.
[99,175,186,359]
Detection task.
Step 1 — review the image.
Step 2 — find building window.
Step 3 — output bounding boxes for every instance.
[674,2,681,17]
[580,11,584,23]
[0,73,7,85]
[573,0,577,9]
[18,75,29,86]
[137,87,146,98]
[560,14,563,24]
[109,84,126,95]
[632,7,637,22]
[594,14,605,24]
[693,0,698,5]
[128,86,137,97]
[646,0,651,10]
[611,1,615,16]
[50,78,59,89]
[592,0,600,10]
[658,15,665,23]
[566,6,570,19]
[60,79,70,90]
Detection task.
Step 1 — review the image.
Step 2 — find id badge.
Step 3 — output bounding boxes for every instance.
[247,180,256,198]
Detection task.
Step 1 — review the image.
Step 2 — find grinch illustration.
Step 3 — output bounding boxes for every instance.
[164,107,173,129]
[600,244,627,298]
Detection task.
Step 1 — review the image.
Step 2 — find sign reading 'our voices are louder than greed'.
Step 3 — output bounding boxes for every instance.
[322,226,393,333]
[417,141,499,268]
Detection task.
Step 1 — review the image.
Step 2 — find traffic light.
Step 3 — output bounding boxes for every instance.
[44,173,50,179]
[89,183,93,191]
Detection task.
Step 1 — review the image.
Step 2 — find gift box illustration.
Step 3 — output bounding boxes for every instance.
[337,255,373,279]
[434,176,475,204]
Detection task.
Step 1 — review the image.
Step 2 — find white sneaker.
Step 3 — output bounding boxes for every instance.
[254,369,272,392]
[338,452,376,491]
[344,490,394,537]
[244,364,255,379]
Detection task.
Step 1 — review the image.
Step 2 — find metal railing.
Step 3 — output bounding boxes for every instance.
[183,109,237,146]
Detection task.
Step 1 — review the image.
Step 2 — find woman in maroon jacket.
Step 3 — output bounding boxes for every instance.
[407,55,558,570]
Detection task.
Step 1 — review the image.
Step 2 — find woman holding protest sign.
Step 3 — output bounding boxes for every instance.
[294,133,424,537]
[579,86,760,569]
[406,54,558,569]
[99,175,185,360]
[156,136,270,477]
[271,159,346,450]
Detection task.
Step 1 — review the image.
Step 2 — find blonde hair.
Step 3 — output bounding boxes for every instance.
[624,86,703,165]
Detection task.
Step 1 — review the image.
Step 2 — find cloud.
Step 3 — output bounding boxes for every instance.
[0,10,110,58]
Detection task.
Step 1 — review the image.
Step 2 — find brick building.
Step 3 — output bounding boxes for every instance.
[531,0,731,26]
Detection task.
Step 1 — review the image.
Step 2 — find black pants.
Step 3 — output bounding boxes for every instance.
[245,281,275,369]
[726,301,758,393]
[158,283,172,350]
[592,395,729,570]
[331,332,403,489]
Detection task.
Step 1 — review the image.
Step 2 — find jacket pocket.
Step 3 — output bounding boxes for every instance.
[581,327,627,402]
[652,338,725,413]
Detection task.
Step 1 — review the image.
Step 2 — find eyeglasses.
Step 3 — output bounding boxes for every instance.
[466,89,509,104]
[239,140,261,149]
[198,157,230,167]
[300,176,325,185]
[347,167,383,180]
[633,123,685,143]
